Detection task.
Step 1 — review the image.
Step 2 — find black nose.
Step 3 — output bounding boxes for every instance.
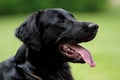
[88,24,99,30]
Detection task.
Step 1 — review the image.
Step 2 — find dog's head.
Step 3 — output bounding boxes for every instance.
[15,8,98,67]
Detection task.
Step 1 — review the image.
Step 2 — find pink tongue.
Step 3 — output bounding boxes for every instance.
[69,44,96,67]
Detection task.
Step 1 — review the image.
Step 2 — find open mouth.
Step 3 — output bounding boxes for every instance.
[59,43,96,67]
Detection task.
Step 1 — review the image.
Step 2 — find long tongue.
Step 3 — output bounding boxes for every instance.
[69,44,96,67]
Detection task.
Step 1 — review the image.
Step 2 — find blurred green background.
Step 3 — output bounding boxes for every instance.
[0,0,120,80]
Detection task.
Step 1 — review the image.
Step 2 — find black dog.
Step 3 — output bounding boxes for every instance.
[0,8,98,80]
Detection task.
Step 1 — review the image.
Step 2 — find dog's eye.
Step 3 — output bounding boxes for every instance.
[57,19,64,23]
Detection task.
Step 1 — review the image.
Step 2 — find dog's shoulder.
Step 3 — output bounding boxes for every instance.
[0,57,15,69]
[0,57,16,78]
[0,58,26,80]
[0,44,28,78]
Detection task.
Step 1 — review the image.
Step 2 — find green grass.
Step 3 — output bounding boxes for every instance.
[0,14,27,60]
[0,10,120,80]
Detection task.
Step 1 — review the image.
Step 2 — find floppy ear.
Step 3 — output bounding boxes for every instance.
[15,11,43,51]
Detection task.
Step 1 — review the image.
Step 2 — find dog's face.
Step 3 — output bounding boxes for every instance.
[16,8,98,67]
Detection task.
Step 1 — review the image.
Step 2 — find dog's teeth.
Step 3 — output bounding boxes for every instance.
[63,44,68,48]
[67,48,70,51]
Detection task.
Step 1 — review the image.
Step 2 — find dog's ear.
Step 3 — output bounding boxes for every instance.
[15,11,43,51]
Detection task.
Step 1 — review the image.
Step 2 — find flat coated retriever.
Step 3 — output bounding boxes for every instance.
[0,8,98,80]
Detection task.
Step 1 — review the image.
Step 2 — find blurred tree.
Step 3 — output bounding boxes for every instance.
[0,0,107,15]
[52,0,107,12]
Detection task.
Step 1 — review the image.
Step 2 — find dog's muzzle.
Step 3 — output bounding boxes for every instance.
[58,23,99,68]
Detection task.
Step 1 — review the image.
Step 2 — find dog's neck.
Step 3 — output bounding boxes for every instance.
[14,45,73,80]
[27,47,63,68]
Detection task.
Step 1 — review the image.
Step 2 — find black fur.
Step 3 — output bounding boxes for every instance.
[0,8,98,80]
